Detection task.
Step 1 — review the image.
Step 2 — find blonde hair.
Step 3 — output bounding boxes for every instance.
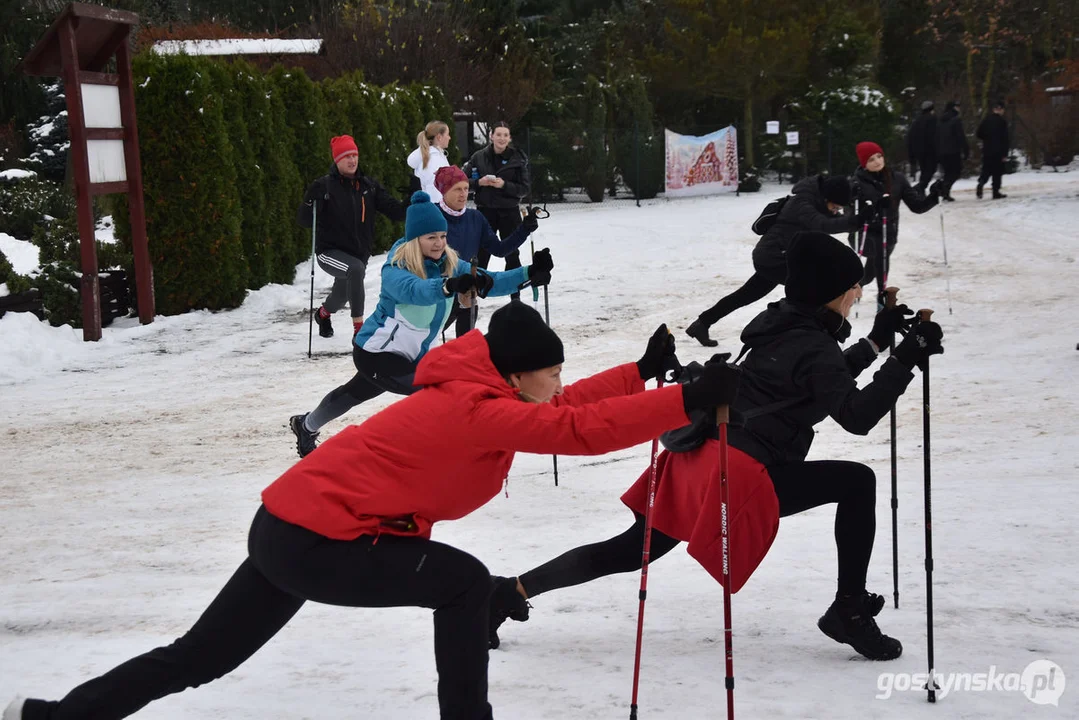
[391,238,459,280]
[416,120,450,169]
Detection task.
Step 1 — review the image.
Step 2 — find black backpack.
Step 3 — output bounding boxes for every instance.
[750,196,791,235]
[659,350,801,453]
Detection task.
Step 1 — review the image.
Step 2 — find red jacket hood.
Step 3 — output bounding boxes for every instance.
[414,329,511,392]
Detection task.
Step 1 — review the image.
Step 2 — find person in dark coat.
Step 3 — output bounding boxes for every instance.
[3,303,744,720]
[463,122,532,300]
[434,165,540,337]
[850,141,940,302]
[488,232,945,661]
[976,100,1010,199]
[686,174,865,347]
[935,101,969,201]
[907,100,938,192]
[299,135,409,339]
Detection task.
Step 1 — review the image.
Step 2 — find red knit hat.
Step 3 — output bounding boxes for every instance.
[434,165,469,196]
[856,141,884,168]
[331,135,358,163]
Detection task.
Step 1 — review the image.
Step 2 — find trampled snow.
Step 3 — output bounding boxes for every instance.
[1,171,1077,718]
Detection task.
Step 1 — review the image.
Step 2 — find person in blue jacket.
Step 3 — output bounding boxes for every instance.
[434,165,541,337]
[289,191,555,457]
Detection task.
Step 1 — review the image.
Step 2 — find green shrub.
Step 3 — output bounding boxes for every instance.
[577,76,608,202]
[0,174,74,239]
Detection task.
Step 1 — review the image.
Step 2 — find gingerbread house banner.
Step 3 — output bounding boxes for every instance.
[664,126,739,197]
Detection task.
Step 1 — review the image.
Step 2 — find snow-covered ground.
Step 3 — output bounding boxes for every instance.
[1,172,1077,719]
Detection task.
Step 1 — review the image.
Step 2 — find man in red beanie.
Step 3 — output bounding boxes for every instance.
[434,165,541,337]
[298,135,408,339]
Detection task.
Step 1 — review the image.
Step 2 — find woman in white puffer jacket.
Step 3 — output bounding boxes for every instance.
[407,120,451,202]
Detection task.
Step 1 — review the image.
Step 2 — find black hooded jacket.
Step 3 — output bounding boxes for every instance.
[297,164,408,263]
[850,166,938,252]
[907,109,937,163]
[936,109,969,159]
[752,175,860,278]
[463,144,531,209]
[728,300,914,468]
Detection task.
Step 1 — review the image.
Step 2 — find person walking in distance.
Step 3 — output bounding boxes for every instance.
[976,101,1010,200]
[3,302,743,720]
[685,174,863,347]
[935,101,969,202]
[907,100,938,193]
[408,120,452,203]
[300,135,409,340]
[463,122,531,301]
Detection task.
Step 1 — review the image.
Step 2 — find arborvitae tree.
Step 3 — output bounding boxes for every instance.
[114,52,246,314]
[265,88,307,281]
[319,76,355,141]
[611,74,664,200]
[578,75,608,202]
[268,66,328,189]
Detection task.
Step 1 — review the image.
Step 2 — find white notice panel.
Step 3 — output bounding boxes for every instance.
[786,131,800,146]
[766,121,780,134]
[86,140,127,183]
[81,84,123,128]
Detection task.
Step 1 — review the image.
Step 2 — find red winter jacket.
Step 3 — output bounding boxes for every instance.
[262,331,690,540]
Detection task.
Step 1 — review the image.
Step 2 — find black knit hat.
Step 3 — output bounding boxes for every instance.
[821,176,852,206]
[485,300,565,376]
[784,231,865,307]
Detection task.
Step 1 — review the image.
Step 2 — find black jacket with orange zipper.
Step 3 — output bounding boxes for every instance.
[297,163,409,263]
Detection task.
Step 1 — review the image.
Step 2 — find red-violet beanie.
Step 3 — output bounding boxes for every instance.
[434,165,469,196]
[856,141,884,168]
[331,135,359,163]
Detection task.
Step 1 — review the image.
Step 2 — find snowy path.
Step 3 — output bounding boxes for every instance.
[1,172,1077,718]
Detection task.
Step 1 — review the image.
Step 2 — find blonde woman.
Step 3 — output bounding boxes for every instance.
[289,191,555,456]
[407,120,452,202]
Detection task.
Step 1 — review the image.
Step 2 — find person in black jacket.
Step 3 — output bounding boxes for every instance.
[298,135,409,339]
[487,232,945,661]
[686,174,864,347]
[976,101,1010,199]
[906,100,938,192]
[850,142,940,303]
[935,101,969,201]
[463,122,531,300]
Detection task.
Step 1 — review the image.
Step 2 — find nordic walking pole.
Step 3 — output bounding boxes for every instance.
[939,207,953,315]
[467,256,479,331]
[522,206,541,304]
[918,308,941,703]
[307,199,319,359]
[718,403,735,720]
[629,376,665,720]
[883,286,901,609]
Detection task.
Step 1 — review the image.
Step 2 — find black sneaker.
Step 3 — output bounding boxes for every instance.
[316,309,334,338]
[817,591,901,660]
[289,414,319,458]
[992,191,1007,199]
[942,194,956,202]
[488,576,530,649]
[976,184,984,199]
[685,319,719,348]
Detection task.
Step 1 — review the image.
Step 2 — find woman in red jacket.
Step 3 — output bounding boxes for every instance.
[5,301,740,720]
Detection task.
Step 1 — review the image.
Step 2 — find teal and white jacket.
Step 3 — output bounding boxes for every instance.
[354,238,529,364]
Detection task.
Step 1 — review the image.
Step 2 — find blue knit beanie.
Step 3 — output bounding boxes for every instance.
[404,191,447,241]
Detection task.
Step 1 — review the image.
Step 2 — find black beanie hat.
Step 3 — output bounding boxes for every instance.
[821,176,852,206]
[784,231,865,307]
[485,300,565,376]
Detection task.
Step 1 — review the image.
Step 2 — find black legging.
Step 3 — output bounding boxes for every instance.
[517,459,876,599]
[477,207,522,301]
[858,231,895,299]
[697,272,779,327]
[23,506,494,720]
[304,345,418,433]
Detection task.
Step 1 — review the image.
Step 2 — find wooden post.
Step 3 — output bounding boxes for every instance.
[115,30,154,323]
[58,15,102,341]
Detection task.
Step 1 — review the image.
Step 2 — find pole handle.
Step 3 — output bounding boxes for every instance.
[917,308,934,322]
[883,286,899,309]
[716,405,730,425]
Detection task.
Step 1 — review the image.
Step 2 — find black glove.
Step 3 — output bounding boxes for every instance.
[867,303,914,350]
[444,271,495,298]
[928,179,944,199]
[522,209,540,234]
[857,199,877,225]
[681,359,742,413]
[636,324,676,381]
[528,248,553,286]
[892,320,944,369]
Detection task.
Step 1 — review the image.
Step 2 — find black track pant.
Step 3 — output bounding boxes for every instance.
[939,154,962,198]
[914,154,937,192]
[25,506,493,720]
[697,272,779,327]
[859,231,896,298]
[517,460,876,599]
[477,207,522,301]
[978,155,1004,193]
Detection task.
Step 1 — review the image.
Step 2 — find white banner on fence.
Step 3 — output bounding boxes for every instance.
[664,126,739,198]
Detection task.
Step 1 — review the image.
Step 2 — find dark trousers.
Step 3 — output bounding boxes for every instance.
[915,153,937,192]
[858,231,895,298]
[516,460,876,599]
[697,272,780,327]
[27,506,494,720]
[939,154,962,198]
[317,249,367,318]
[477,206,522,300]
[978,155,1004,193]
[304,345,418,433]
